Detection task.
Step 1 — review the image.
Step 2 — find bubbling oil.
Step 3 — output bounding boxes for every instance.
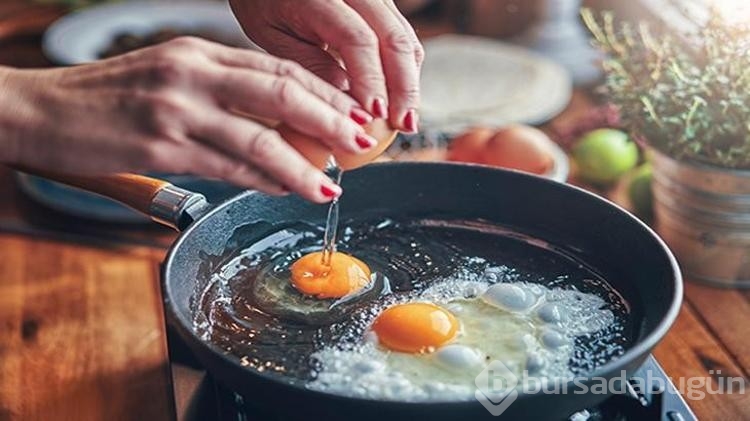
[194,218,632,389]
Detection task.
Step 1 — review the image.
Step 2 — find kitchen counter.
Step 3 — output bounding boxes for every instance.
[1,2,749,420]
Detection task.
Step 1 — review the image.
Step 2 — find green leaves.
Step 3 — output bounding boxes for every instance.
[582,8,750,168]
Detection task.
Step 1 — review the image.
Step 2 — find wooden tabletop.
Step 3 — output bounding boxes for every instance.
[1,3,750,420]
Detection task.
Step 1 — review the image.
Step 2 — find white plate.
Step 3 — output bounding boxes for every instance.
[43,0,252,65]
[420,35,572,133]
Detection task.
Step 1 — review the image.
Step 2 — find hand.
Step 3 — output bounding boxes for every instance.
[0,37,379,203]
[231,0,424,133]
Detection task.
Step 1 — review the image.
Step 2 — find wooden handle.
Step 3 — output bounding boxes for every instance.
[12,166,171,216]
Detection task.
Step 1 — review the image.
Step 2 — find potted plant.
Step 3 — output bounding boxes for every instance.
[582,8,750,287]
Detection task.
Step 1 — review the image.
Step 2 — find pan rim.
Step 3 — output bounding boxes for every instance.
[163,161,683,405]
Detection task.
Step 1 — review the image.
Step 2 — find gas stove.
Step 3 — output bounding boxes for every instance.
[168,334,696,421]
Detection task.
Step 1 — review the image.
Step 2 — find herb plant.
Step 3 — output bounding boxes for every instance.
[581,8,750,168]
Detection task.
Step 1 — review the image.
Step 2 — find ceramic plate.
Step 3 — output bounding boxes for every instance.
[43,0,252,65]
[420,35,572,133]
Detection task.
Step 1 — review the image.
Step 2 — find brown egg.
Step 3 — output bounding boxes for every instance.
[335,119,398,170]
[446,127,494,163]
[483,125,554,175]
[279,119,398,171]
[277,124,331,169]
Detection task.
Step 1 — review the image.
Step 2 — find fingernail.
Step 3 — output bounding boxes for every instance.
[321,183,342,199]
[372,97,388,119]
[355,133,377,150]
[403,108,419,133]
[350,107,373,125]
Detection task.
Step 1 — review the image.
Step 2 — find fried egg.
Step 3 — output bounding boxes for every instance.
[308,272,616,401]
[250,250,381,325]
[290,251,371,299]
[371,302,459,353]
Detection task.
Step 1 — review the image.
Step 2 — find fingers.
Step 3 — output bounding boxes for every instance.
[346,0,421,132]
[244,29,351,91]
[209,45,359,116]
[302,1,389,119]
[188,114,342,203]
[186,148,288,196]
[209,67,377,154]
[206,43,377,140]
[147,139,289,196]
[384,0,425,68]
[224,1,424,131]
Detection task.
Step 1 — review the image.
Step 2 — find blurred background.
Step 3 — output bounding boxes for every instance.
[0,0,739,246]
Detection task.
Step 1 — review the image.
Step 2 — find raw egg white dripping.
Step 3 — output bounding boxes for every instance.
[308,270,617,401]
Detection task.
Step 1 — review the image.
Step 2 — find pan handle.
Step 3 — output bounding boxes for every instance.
[12,167,210,231]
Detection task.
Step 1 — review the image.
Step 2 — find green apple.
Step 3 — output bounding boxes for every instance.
[628,163,653,219]
[572,129,639,184]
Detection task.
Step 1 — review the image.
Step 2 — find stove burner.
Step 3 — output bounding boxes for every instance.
[168,332,696,421]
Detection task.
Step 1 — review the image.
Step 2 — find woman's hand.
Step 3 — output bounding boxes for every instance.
[230,0,424,133]
[0,37,379,203]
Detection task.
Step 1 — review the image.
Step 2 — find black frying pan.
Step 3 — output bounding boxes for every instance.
[21,163,682,420]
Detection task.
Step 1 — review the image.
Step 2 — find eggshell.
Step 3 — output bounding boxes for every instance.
[280,119,398,170]
[446,125,554,175]
[446,128,494,163]
[482,125,554,174]
[277,124,331,169]
[336,119,399,170]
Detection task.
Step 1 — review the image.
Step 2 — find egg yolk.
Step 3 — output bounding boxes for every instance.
[371,303,459,353]
[290,251,371,299]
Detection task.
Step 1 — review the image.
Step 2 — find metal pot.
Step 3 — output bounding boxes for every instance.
[652,149,750,287]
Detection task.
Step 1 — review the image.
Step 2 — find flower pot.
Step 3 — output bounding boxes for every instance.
[652,150,750,287]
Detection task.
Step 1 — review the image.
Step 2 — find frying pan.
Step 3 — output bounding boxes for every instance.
[20,163,682,420]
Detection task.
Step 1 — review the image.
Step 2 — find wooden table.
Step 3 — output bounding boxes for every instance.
[1,3,750,420]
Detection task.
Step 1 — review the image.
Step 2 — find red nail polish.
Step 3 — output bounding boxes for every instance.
[355,133,376,149]
[372,97,387,119]
[403,109,418,133]
[350,108,373,125]
[321,184,341,198]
